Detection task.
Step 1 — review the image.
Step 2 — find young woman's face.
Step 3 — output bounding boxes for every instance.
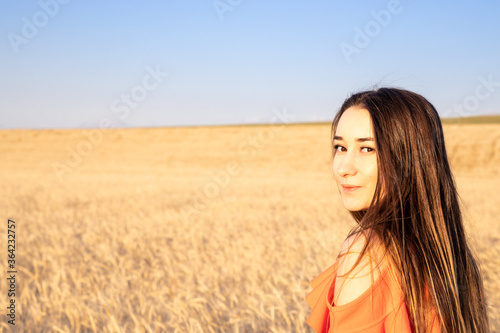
[333,106,378,211]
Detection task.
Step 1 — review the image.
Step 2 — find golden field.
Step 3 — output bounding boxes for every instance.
[0,121,499,332]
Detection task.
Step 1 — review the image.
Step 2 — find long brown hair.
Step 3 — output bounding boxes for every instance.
[331,88,490,332]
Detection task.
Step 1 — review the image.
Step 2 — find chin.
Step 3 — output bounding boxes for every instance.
[346,207,367,212]
[342,200,369,212]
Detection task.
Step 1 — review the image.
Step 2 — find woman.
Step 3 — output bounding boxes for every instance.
[306,88,490,332]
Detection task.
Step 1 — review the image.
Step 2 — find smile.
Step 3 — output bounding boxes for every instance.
[341,185,361,193]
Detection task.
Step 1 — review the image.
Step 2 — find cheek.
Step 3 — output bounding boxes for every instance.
[332,156,339,177]
[367,161,378,188]
[358,158,377,187]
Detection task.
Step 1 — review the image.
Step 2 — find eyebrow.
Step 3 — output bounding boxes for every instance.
[334,135,375,142]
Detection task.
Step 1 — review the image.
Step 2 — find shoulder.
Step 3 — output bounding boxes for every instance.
[334,231,386,306]
[337,230,383,272]
[336,231,372,277]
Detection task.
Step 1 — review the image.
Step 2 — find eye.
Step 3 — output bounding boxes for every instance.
[361,147,375,153]
[334,144,346,153]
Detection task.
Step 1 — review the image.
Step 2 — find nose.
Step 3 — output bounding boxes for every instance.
[334,152,357,178]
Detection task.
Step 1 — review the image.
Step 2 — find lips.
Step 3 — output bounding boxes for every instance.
[340,184,361,193]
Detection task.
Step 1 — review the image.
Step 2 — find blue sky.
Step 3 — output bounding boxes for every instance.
[1,0,500,129]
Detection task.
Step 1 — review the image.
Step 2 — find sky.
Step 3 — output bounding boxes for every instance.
[1,0,500,129]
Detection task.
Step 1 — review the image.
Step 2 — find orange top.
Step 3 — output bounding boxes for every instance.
[306,260,440,332]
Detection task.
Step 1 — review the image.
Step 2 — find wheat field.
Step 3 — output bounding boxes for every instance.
[0,121,499,332]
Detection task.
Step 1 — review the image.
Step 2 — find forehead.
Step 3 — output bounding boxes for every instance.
[335,106,374,138]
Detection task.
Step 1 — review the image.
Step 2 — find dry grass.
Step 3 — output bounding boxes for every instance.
[0,121,499,332]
